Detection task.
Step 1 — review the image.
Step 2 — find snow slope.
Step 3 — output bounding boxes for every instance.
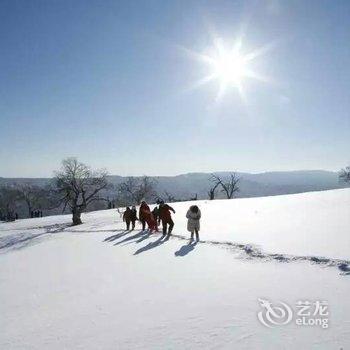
[0,189,349,349]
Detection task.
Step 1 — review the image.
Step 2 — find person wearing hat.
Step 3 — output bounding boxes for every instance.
[186,205,201,241]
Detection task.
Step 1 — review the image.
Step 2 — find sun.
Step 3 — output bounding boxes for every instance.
[211,50,248,85]
[183,37,273,102]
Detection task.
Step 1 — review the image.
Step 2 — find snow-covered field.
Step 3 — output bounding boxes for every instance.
[0,189,349,349]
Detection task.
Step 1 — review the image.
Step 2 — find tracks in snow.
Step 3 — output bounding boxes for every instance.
[0,223,71,252]
[1,222,349,274]
[170,233,350,270]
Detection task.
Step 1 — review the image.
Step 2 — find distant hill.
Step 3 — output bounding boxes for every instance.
[0,170,346,201]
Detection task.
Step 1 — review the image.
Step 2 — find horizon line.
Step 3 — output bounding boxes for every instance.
[0,168,340,180]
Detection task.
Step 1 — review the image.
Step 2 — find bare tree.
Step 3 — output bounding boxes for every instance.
[222,173,240,199]
[118,176,157,204]
[16,183,48,217]
[0,185,21,220]
[137,176,158,203]
[208,180,220,200]
[163,191,176,203]
[117,177,139,204]
[339,166,350,184]
[210,173,240,199]
[54,158,109,225]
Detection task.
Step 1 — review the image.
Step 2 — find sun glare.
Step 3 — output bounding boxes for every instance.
[212,51,247,84]
[184,36,273,102]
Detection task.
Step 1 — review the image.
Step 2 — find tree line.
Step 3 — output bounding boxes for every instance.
[1,158,349,225]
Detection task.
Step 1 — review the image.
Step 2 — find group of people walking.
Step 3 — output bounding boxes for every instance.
[122,200,201,241]
[0,211,19,222]
[31,210,43,218]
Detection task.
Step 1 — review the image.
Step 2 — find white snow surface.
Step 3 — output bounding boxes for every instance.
[0,189,349,349]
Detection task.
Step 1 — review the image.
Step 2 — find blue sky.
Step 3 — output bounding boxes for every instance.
[1,0,349,177]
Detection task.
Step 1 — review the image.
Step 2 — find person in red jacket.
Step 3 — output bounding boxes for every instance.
[158,201,176,236]
[139,201,158,232]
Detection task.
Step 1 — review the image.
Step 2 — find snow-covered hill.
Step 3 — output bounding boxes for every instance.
[1,189,349,349]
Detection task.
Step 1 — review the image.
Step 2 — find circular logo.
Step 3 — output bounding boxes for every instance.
[257,298,293,328]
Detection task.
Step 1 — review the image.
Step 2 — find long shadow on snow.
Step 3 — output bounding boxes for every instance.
[174,241,198,257]
[104,230,131,242]
[106,229,350,275]
[134,235,170,255]
[114,230,148,246]
[67,229,126,234]
[0,223,70,253]
[134,231,152,243]
[0,223,70,233]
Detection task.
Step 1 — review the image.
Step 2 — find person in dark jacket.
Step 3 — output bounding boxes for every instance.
[138,202,147,231]
[152,206,159,225]
[123,207,132,230]
[158,201,176,236]
[130,206,138,230]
